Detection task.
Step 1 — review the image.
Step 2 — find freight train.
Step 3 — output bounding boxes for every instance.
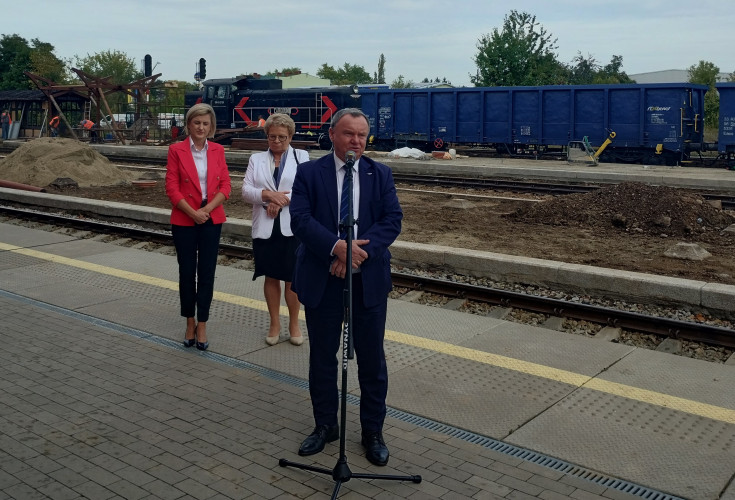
[185,76,733,166]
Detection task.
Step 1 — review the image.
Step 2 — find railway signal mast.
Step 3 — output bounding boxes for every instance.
[195,58,206,89]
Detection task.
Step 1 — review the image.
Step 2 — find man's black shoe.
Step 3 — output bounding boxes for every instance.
[361,431,389,466]
[298,425,339,456]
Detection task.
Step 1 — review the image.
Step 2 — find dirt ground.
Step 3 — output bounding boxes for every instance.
[55,180,735,286]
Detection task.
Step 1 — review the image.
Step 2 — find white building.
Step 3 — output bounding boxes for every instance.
[276,72,331,89]
[629,69,732,84]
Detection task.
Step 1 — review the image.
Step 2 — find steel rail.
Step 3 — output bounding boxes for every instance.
[391,272,735,348]
[393,173,601,195]
[392,173,735,210]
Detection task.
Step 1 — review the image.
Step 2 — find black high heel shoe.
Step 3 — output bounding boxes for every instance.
[183,326,196,348]
[195,326,209,351]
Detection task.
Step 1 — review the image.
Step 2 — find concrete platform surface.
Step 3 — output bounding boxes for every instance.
[1,221,734,499]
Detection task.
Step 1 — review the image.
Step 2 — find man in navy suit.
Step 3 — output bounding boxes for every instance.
[290,108,402,466]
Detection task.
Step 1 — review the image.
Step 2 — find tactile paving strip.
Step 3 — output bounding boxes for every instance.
[559,387,735,453]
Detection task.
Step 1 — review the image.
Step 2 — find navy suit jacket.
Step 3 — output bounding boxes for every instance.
[290,153,402,309]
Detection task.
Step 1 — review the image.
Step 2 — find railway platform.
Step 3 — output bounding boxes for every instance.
[1,221,734,499]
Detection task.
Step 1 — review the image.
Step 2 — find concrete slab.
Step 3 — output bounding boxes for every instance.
[0,222,77,247]
[506,348,735,499]
[388,321,634,438]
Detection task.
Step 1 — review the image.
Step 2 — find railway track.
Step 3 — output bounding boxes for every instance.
[4,144,734,206]
[92,158,735,209]
[391,173,735,209]
[2,204,733,355]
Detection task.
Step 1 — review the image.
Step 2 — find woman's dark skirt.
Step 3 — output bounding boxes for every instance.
[252,214,299,282]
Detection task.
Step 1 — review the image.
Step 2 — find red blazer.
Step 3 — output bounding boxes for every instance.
[165,139,232,226]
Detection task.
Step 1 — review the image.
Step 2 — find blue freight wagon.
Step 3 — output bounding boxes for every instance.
[360,83,707,165]
[716,82,735,157]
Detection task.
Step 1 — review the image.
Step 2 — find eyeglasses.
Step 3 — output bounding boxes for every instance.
[267,135,289,142]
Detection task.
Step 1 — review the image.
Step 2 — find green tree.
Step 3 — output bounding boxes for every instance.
[29,40,70,84]
[595,55,634,84]
[688,60,720,128]
[316,63,339,83]
[265,67,302,77]
[566,53,634,85]
[72,50,143,84]
[390,75,415,89]
[471,10,564,87]
[374,54,386,84]
[0,34,68,89]
[72,50,143,110]
[567,53,597,85]
[0,34,33,89]
[316,62,372,85]
[158,80,198,108]
[419,77,451,86]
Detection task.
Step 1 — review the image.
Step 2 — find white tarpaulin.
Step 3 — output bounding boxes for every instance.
[385,147,429,160]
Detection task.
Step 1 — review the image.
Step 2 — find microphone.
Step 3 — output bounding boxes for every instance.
[345,150,356,167]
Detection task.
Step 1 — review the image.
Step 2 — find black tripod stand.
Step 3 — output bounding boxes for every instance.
[279,152,422,498]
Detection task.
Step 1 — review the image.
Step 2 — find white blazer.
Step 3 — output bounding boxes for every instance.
[242,146,310,239]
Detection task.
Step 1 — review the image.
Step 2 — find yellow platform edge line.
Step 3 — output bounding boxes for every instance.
[4,243,734,424]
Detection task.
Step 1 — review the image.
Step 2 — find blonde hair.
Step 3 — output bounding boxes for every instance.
[184,103,217,137]
[264,113,295,137]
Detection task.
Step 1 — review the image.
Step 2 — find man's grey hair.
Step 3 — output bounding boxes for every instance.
[330,108,369,128]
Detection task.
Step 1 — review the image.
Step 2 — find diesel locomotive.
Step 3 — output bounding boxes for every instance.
[185,75,360,149]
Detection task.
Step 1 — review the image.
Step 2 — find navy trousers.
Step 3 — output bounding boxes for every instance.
[171,220,222,322]
[305,273,388,433]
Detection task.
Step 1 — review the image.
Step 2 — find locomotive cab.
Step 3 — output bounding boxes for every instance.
[199,76,283,130]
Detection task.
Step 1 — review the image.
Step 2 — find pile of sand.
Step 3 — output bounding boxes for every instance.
[0,138,131,188]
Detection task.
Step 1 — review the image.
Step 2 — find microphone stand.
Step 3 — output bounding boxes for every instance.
[279,156,421,498]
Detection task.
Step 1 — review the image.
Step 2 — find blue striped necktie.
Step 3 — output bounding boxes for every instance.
[339,166,350,239]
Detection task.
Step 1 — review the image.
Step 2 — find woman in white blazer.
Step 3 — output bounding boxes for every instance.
[242,113,310,346]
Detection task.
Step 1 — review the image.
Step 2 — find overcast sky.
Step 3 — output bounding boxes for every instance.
[6,1,734,86]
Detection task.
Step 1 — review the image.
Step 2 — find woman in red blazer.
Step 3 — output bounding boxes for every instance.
[165,103,231,351]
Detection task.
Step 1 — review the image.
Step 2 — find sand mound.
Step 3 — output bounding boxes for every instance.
[0,138,131,188]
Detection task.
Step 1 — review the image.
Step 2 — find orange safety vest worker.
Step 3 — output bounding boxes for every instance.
[49,116,60,127]
[257,117,266,127]
[81,119,94,130]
